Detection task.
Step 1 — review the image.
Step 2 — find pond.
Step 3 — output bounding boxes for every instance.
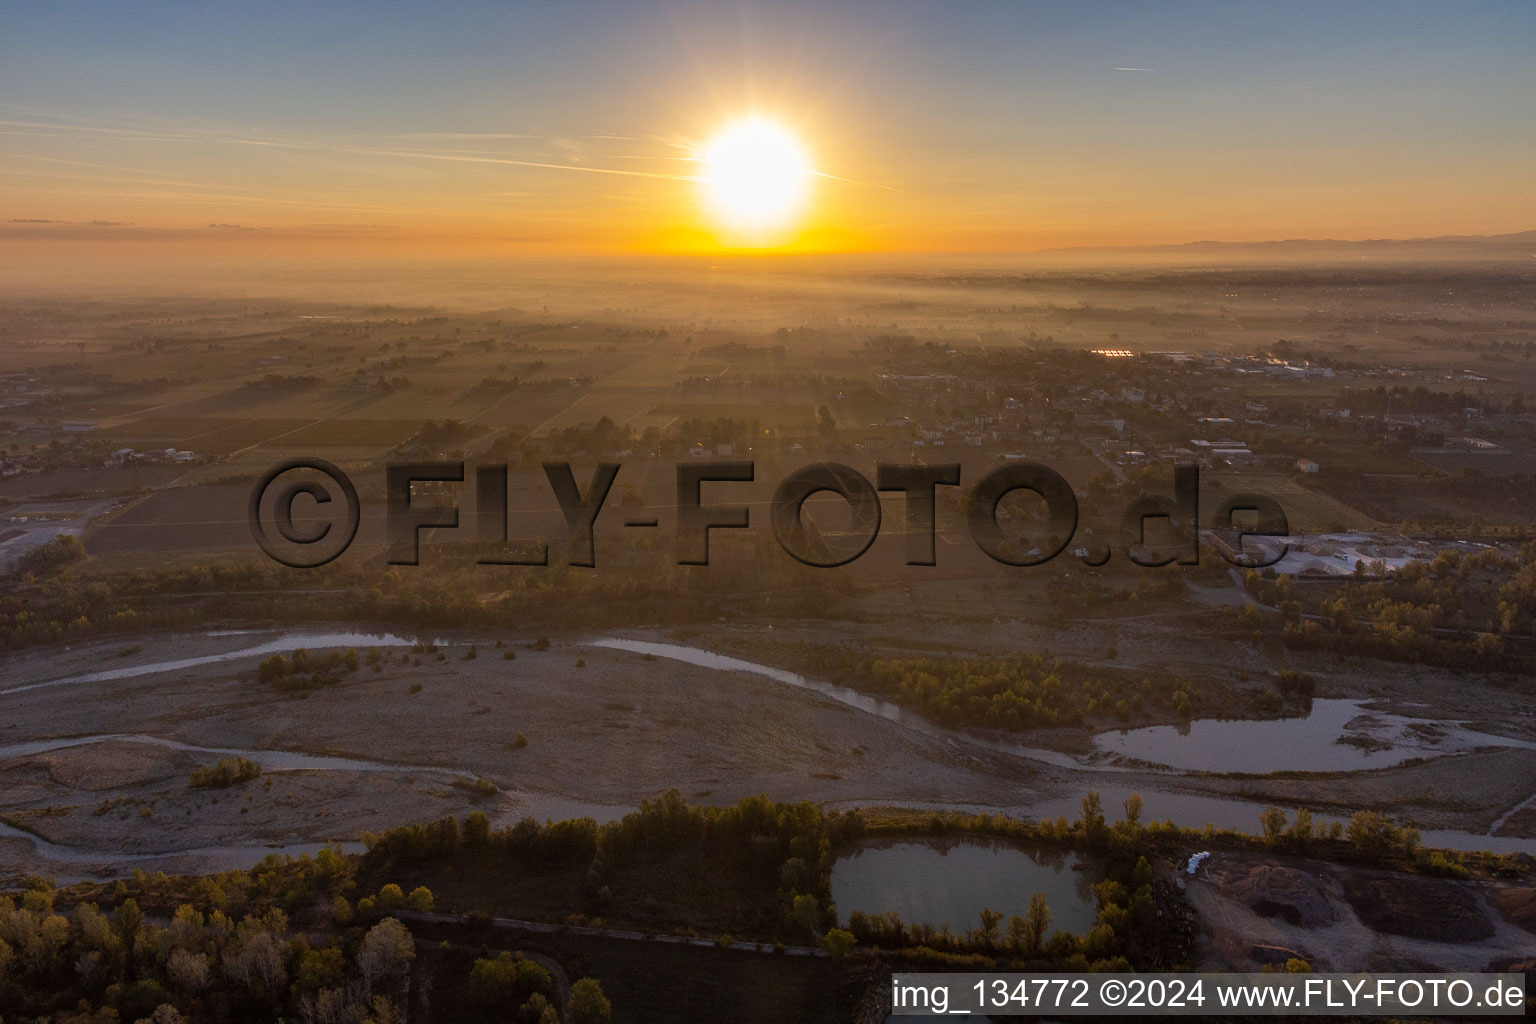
[831,838,1099,938]
[1093,698,1536,773]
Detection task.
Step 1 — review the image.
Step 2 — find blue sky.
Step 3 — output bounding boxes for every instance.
[3,0,1533,250]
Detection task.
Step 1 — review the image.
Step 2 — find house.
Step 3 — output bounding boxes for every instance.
[1296,459,1319,474]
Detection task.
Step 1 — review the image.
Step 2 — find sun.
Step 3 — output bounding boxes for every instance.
[698,117,811,243]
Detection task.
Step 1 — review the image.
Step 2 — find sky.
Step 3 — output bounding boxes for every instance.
[2,0,1534,261]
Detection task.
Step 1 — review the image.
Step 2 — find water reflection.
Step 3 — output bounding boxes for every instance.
[831,837,1098,937]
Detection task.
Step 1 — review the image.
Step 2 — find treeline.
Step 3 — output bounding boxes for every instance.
[1343,385,1528,417]
[1241,544,1536,672]
[0,849,408,1024]
[855,654,1204,730]
[361,791,860,944]
[0,531,853,653]
[0,851,610,1024]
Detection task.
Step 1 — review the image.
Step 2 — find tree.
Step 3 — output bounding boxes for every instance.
[375,884,404,912]
[1289,807,1314,844]
[470,951,548,1005]
[978,907,1003,946]
[166,948,210,993]
[294,946,344,996]
[357,917,415,999]
[114,898,145,958]
[1346,811,1399,861]
[406,886,434,913]
[822,928,855,957]
[1121,793,1143,831]
[469,952,523,1006]
[519,993,555,1023]
[223,919,286,996]
[464,810,491,846]
[568,978,613,1024]
[1259,806,1287,845]
[1079,791,1106,843]
[789,894,820,938]
[1023,893,1051,954]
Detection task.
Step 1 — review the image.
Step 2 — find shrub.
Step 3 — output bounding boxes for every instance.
[568,978,612,1024]
[15,534,86,576]
[188,757,262,789]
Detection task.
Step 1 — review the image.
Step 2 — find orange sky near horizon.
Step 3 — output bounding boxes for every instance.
[3,2,1534,268]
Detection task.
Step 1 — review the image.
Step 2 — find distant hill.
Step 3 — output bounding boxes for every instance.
[1023,230,1536,263]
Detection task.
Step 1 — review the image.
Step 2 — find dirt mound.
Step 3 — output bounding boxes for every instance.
[1343,875,1493,943]
[1232,865,1335,928]
[1490,888,1536,934]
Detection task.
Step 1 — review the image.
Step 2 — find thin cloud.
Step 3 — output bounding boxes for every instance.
[367,147,700,182]
[7,217,130,225]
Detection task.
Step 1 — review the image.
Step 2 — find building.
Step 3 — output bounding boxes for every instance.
[1296,459,1319,474]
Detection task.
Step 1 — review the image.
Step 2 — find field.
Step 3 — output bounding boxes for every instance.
[3,264,1536,1020]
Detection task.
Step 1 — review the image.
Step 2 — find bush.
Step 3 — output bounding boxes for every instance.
[452,777,499,798]
[568,978,612,1024]
[15,534,86,576]
[406,886,434,912]
[188,757,262,789]
[822,928,855,957]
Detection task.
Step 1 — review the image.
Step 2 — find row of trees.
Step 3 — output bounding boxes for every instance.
[0,888,416,1024]
[857,654,1203,731]
[0,529,852,653]
[0,852,611,1024]
[1244,545,1536,672]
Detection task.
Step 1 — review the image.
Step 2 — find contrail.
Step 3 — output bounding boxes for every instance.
[1113,67,1160,72]
[810,169,904,192]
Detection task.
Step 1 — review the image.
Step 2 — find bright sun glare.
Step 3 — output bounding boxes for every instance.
[699,118,810,242]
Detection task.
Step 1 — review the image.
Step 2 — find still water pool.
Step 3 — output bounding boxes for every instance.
[831,837,1098,937]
